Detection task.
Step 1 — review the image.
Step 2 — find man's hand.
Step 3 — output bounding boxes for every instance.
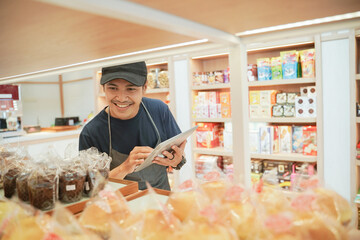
[109,146,153,179]
[152,140,187,168]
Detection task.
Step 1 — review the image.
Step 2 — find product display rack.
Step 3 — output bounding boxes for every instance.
[189,52,233,177]
[245,37,323,188]
[144,61,170,104]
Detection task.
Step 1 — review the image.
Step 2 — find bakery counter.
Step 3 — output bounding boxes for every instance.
[1,129,82,158]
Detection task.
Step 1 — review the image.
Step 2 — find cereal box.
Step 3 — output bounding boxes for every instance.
[257,58,272,81]
[259,126,272,154]
[292,126,303,153]
[271,57,282,80]
[279,126,292,153]
[281,50,299,79]
[303,126,317,156]
[299,49,315,78]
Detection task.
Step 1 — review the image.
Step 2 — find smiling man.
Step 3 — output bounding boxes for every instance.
[79,61,187,190]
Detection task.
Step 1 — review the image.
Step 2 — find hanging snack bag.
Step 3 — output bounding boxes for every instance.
[281,50,299,79]
[271,57,282,80]
[257,58,271,81]
[299,49,316,78]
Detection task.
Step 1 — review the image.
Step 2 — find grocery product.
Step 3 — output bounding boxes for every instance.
[303,126,317,156]
[247,64,258,81]
[292,126,303,153]
[299,49,316,78]
[271,57,282,80]
[257,58,272,80]
[146,70,157,89]
[279,126,292,153]
[158,70,169,88]
[196,122,220,148]
[281,50,299,79]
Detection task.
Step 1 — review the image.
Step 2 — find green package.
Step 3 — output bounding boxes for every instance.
[271,57,282,80]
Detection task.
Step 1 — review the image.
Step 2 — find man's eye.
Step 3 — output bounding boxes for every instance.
[128,88,137,91]
[108,87,117,90]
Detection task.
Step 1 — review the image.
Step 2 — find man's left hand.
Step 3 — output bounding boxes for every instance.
[152,140,187,168]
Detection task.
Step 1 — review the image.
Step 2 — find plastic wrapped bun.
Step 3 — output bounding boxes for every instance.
[28,166,58,211]
[1,216,47,240]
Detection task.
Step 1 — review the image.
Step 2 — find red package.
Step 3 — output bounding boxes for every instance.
[196,123,220,148]
[302,126,317,156]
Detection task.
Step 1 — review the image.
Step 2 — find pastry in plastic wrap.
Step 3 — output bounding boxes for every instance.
[3,168,20,198]
[16,172,31,202]
[79,188,130,239]
[28,169,58,211]
[59,164,86,203]
[1,216,47,240]
[167,190,201,221]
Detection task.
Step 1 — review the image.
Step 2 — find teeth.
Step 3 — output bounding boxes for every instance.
[115,103,129,108]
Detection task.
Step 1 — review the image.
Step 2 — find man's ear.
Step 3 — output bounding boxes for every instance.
[143,83,147,92]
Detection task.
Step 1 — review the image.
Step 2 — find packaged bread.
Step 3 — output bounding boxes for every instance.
[28,166,59,211]
[16,171,31,202]
[158,70,169,88]
[59,159,86,203]
[146,70,157,89]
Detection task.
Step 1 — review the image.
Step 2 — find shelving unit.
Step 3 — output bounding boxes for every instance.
[246,38,322,190]
[144,61,170,105]
[189,52,233,178]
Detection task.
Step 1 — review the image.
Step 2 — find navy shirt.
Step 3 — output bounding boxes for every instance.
[79,97,181,190]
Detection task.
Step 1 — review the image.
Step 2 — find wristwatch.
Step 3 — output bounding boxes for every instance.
[173,156,186,170]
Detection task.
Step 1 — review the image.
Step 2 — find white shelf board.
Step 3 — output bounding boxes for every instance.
[146,88,169,94]
[192,118,232,123]
[192,83,231,90]
[251,153,317,162]
[248,78,315,87]
[356,74,360,80]
[250,117,316,123]
[193,147,233,156]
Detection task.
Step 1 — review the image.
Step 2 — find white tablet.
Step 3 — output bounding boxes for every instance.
[134,126,198,172]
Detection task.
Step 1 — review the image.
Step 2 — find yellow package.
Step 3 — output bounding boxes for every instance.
[299,49,315,78]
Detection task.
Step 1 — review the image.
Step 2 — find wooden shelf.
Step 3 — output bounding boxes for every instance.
[248,78,315,87]
[250,117,316,123]
[192,83,231,90]
[356,74,360,80]
[251,153,317,162]
[146,88,169,94]
[356,160,360,166]
[193,147,233,156]
[192,118,231,123]
[357,117,360,123]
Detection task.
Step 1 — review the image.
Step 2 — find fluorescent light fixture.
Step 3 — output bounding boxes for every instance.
[146,61,168,66]
[236,11,360,36]
[247,41,314,52]
[192,52,229,59]
[0,39,208,81]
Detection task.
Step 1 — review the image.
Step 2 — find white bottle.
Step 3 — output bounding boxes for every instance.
[6,113,18,131]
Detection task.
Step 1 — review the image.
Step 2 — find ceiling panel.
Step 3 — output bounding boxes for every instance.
[129,0,360,34]
[0,0,195,78]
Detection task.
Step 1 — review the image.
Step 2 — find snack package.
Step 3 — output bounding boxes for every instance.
[283,104,295,117]
[147,70,157,89]
[257,58,272,81]
[292,126,303,153]
[281,50,299,79]
[299,49,316,78]
[287,92,298,105]
[279,126,292,153]
[259,126,272,154]
[215,70,224,84]
[272,105,284,117]
[16,161,33,202]
[158,70,169,88]
[196,122,220,148]
[271,57,282,80]
[247,64,258,81]
[276,92,287,105]
[303,126,317,156]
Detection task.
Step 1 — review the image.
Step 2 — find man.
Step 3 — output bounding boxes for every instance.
[79,61,186,191]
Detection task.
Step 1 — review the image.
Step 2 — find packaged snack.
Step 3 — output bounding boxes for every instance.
[303,126,317,156]
[283,104,295,117]
[281,50,299,79]
[4,167,20,198]
[251,160,263,173]
[224,67,230,83]
[276,93,287,105]
[249,130,260,153]
[292,126,303,153]
[16,170,31,202]
[286,92,298,105]
[147,70,157,89]
[249,91,260,105]
[249,105,260,118]
[272,105,284,117]
[257,58,272,81]
[300,86,316,97]
[279,126,292,153]
[196,122,220,148]
[272,126,279,154]
[247,64,258,81]
[259,105,272,118]
[59,166,86,203]
[260,90,277,105]
[215,71,224,83]
[158,70,169,88]
[271,57,282,80]
[299,49,316,78]
[259,126,272,154]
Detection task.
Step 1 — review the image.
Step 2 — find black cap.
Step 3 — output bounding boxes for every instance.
[100,61,147,86]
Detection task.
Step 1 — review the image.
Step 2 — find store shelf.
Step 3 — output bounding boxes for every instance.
[248,78,315,87]
[250,117,316,123]
[146,88,169,94]
[356,74,360,80]
[357,160,360,166]
[251,153,317,162]
[192,83,231,90]
[193,147,233,156]
[192,118,232,123]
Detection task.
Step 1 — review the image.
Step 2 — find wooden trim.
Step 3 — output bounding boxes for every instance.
[125,188,171,201]
[63,77,92,84]
[59,75,64,117]
[248,78,316,87]
[17,81,58,84]
[192,83,231,90]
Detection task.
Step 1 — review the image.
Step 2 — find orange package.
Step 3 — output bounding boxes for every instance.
[196,123,220,148]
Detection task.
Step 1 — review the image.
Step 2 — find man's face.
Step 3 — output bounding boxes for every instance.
[103,79,145,120]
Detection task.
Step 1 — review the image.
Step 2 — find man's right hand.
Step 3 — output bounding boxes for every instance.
[109,146,153,179]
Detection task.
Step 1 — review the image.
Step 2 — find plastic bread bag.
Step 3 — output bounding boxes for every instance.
[46,203,101,240]
[79,181,131,239]
[58,156,86,203]
[15,159,34,202]
[122,182,180,240]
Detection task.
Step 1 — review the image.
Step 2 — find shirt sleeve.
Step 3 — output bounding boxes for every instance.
[78,127,94,151]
